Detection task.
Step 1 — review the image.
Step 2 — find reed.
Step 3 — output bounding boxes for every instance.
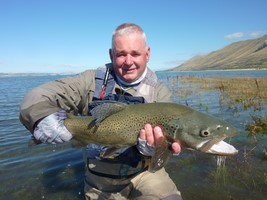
[246,115,267,136]
[166,74,267,197]
[167,75,267,137]
[168,76,267,112]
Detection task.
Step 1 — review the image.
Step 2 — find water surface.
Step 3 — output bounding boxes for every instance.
[1,70,266,200]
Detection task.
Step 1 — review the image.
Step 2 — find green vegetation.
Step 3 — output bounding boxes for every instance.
[169,76,267,112]
[168,75,267,162]
[246,115,267,136]
[166,74,267,199]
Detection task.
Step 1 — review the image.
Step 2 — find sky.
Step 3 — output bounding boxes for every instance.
[1,0,267,73]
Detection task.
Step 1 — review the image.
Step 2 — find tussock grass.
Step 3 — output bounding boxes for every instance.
[167,75,267,135]
[246,115,267,136]
[169,76,267,111]
[166,74,267,198]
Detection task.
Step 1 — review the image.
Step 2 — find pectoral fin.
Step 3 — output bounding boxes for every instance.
[149,137,171,172]
[100,147,120,159]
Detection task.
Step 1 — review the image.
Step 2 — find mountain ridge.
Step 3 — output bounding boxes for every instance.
[170,35,267,71]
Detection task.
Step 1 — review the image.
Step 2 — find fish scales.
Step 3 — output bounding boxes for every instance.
[64,102,238,156]
[95,103,183,144]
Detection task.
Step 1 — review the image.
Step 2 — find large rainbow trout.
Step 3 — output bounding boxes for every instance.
[64,102,238,171]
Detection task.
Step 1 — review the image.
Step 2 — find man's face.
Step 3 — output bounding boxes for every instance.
[109,33,150,83]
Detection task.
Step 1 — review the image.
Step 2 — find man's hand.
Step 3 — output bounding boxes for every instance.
[137,124,181,156]
[33,110,72,144]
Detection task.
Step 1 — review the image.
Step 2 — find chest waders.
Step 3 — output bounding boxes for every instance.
[86,65,149,180]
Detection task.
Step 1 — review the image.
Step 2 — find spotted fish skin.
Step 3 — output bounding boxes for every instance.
[64,102,238,171]
[65,102,179,147]
[64,102,238,155]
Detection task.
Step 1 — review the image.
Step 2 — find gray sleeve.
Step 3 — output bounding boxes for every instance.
[19,70,96,133]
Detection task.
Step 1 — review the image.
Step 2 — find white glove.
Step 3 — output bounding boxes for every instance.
[33,110,72,144]
[136,138,155,156]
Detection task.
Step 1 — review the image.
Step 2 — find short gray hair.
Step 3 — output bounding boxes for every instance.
[111,23,147,49]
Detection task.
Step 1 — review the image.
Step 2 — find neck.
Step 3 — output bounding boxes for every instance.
[116,67,147,87]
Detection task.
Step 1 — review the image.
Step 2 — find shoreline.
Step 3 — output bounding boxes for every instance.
[161,68,267,73]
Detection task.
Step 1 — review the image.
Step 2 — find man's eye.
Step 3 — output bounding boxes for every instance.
[132,53,140,57]
[117,54,126,57]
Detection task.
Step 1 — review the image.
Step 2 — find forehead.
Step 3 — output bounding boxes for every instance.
[113,33,147,52]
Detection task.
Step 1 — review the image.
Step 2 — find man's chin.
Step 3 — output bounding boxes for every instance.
[121,74,138,82]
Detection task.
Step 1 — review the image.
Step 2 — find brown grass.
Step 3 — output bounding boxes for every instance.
[246,115,267,136]
[168,76,267,111]
[167,75,267,135]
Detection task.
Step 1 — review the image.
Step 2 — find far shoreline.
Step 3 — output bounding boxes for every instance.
[159,68,267,73]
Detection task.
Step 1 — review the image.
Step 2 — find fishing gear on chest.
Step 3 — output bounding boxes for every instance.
[89,65,146,114]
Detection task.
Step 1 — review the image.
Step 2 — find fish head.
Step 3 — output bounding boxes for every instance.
[167,110,239,156]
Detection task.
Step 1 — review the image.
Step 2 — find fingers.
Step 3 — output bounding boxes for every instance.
[144,124,154,145]
[139,124,182,155]
[139,124,163,145]
[171,142,181,154]
[139,128,146,140]
[154,126,163,141]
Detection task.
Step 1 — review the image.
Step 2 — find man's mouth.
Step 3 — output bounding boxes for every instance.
[123,68,136,73]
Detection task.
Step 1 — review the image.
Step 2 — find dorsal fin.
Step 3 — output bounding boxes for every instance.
[90,101,127,126]
[66,113,76,119]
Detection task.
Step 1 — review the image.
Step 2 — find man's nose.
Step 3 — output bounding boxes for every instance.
[124,54,133,65]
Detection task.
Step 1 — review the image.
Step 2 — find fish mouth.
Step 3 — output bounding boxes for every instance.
[197,137,238,155]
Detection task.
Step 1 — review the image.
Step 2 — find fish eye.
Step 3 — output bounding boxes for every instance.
[200,129,210,137]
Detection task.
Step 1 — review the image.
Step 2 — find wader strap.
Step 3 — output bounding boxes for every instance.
[86,158,149,179]
[100,66,110,100]
[93,64,115,101]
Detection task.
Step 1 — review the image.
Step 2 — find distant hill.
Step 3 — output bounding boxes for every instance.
[170,35,267,71]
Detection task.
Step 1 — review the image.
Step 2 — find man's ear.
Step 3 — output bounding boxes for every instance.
[109,48,113,62]
[146,47,151,62]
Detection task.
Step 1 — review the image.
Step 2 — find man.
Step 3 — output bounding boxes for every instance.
[20,23,182,199]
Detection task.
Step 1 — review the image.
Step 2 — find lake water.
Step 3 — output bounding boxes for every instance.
[0,70,266,200]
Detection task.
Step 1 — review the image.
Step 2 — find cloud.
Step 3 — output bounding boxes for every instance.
[249,31,266,37]
[224,32,245,39]
[225,31,267,40]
